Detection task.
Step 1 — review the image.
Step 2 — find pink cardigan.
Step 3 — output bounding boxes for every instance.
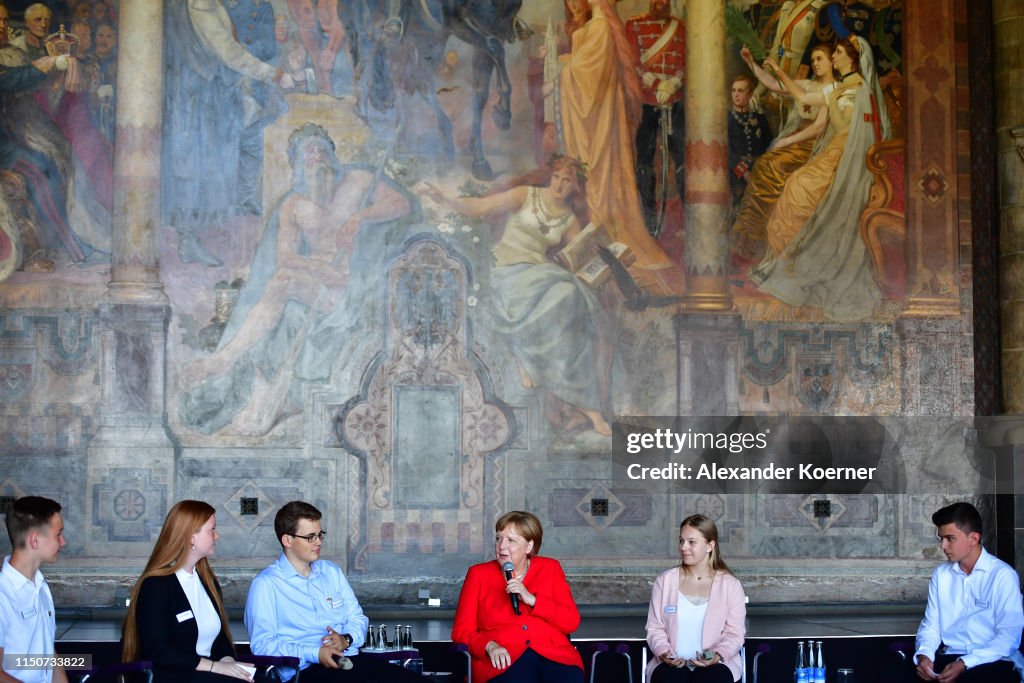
[644,566,746,682]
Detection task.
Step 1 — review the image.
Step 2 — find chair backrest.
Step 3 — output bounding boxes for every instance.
[78,660,153,683]
[237,653,302,682]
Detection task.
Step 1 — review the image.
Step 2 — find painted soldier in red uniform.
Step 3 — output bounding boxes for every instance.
[625,0,685,237]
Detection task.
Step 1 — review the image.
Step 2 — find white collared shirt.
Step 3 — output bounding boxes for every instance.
[0,555,56,683]
[915,547,1024,670]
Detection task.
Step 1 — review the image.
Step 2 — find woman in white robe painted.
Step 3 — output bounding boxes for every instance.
[749,35,892,321]
[420,156,613,436]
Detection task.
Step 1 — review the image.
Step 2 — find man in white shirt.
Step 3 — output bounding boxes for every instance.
[892,502,1024,683]
[0,496,68,683]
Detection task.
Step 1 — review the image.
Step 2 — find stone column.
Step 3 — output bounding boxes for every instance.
[108,0,166,303]
[995,3,1024,412]
[87,0,173,559]
[681,0,731,313]
[675,0,738,416]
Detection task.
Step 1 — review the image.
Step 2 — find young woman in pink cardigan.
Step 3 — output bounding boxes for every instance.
[645,514,746,683]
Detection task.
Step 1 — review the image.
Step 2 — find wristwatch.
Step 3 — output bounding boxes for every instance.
[342,633,353,647]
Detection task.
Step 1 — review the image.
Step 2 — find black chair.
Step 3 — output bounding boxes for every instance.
[238,653,302,681]
[76,655,300,683]
[748,643,770,683]
[78,660,153,683]
[589,642,633,683]
[451,643,471,682]
[888,640,912,662]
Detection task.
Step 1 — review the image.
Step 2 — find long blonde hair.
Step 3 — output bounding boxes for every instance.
[680,514,733,576]
[122,501,233,662]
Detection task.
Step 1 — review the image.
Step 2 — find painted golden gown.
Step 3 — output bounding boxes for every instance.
[559,15,670,269]
[750,36,892,321]
[733,80,829,246]
[764,77,859,255]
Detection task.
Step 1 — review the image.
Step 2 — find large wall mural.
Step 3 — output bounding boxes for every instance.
[4,0,999,606]
[160,0,908,437]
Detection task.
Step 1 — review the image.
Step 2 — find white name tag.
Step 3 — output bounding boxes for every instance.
[176,610,195,623]
[664,605,677,614]
[20,607,38,619]
[976,599,989,609]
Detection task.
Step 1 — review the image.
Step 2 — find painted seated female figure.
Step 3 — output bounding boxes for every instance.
[645,514,746,683]
[732,42,836,259]
[452,511,584,683]
[750,35,892,321]
[122,500,262,682]
[419,156,614,437]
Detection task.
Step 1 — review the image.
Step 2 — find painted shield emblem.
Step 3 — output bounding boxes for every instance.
[796,354,839,411]
[0,347,35,402]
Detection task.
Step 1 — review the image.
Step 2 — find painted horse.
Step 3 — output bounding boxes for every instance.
[338,0,524,180]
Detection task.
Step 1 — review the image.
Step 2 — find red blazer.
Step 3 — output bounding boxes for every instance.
[452,556,583,683]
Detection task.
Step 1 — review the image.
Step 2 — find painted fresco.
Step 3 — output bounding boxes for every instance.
[728,0,906,321]
[152,0,905,440]
[0,0,116,279]
[0,0,1009,606]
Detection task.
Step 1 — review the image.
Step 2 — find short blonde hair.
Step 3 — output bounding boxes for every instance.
[495,511,543,556]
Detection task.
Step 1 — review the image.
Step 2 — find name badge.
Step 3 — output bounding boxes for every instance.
[976,599,989,609]
[176,610,195,623]
[20,607,38,619]
[664,606,677,614]
[327,595,342,608]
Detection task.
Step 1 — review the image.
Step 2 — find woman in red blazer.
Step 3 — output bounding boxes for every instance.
[452,511,584,683]
[644,514,746,683]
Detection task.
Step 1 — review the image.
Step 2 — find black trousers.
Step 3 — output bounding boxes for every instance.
[296,654,425,683]
[878,652,1018,683]
[152,669,277,683]
[650,661,736,683]
[489,648,584,683]
[635,101,686,235]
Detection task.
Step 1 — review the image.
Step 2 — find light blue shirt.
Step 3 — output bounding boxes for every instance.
[914,547,1024,671]
[244,553,369,676]
[0,556,57,683]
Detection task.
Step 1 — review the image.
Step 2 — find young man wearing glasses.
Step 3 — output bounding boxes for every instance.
[244,501,422,682]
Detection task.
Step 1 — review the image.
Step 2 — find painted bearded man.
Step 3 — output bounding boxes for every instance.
[181,124,412,434]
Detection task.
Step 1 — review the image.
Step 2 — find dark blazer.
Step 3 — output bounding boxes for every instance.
[134,572,235,678]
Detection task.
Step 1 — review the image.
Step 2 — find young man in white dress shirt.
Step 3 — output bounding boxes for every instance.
[0,496,68,683]
[894,502,1024,683]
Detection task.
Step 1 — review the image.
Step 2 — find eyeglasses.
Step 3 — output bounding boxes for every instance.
[290,531,327,543]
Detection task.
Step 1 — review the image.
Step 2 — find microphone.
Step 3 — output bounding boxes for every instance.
[502,561,520,615]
